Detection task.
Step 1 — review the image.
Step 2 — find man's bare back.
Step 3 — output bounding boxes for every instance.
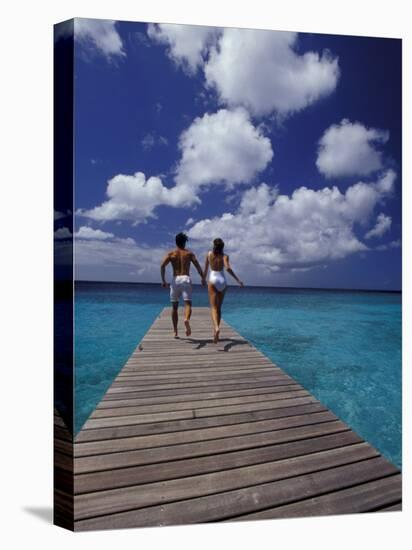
[167,248,196,277]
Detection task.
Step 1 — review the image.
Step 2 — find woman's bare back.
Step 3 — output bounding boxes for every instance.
[208,251,225,271]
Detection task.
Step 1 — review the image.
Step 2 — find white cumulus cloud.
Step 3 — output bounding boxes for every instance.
[75,226,114,240]
[147,22,219,74]
[54,227,72,240]
[365,213,392,239]
[188,170,396,277]
[316,119,390,178]
[148,25,339,117]
[77,172,197,224]
[74,236,166,282]
[75,18,125,60]
[54,209,71,221]
[205,29,339,117]
[79,109,272,224]
[175,108,273,188]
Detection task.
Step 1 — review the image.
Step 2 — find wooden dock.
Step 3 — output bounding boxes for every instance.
[62,307,401,530]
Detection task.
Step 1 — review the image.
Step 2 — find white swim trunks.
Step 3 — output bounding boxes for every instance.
[170,275,192,302]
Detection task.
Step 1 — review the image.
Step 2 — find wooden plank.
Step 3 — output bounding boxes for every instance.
[74,444,379,520]
[106,375,294,394]
[92,390,309,418]
[55,438,75,456]
[75,420,350,473]
[116,366,278,378]
[75,402,328,443]
[194,395,317,417]
[97,384,302,408]
[54,408,74,530]
[120,362,274,373]
[124,351,266,361]
[110,372,286,387]
[75,457,398,530]
[82,409,194,430]
[122,354,272,364]
[132,352,266,360]
[75,431,362,494]
[230,474,402,519]
[113,367,279,382]
[102,380,300,401]
[81,395,317,430]
[75,410,337,457]
[54,424,74,442]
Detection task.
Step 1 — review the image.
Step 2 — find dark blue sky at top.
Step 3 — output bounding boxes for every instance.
[73,21,402,290]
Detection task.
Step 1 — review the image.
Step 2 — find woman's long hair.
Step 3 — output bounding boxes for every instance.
[213,238,224,255]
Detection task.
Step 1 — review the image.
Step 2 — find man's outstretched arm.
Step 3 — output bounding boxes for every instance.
[191,254,206,285]
[160,253,171,287]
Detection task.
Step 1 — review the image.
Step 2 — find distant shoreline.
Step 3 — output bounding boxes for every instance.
[74,280,401,294]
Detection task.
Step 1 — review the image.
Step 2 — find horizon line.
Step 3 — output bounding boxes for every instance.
[73,279,402,293]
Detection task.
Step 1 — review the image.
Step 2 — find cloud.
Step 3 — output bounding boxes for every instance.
[74,235,166,282]
[365,213,392,239]
[205,29,339,117]
[74,19,125,60]
[54,227,72,240]
[148,25,339,117]
[375,239,401,251]
[73,227,169,281]
[54,209,71,221]
[175,108,273,188]
[141,133,168,151]
[147,23,219,74]
[79,109,272,224]
[316,119,390,178]
[188,170,396,276]
[75,226,114,240]
[77,172,197,224]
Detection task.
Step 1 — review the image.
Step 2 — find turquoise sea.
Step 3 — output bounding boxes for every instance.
[74,281,402,468]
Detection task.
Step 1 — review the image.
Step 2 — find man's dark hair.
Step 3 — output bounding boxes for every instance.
[175,232,188,249]
[213,238,224,255]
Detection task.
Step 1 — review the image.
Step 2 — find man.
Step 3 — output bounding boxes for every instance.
[160,232,205,338]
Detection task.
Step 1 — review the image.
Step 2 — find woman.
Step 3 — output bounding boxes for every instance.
[204,238,244,343]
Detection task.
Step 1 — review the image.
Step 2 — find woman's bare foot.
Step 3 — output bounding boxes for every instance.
[213,327,220,344]
[184,319,191,336]
[173,331,179,339]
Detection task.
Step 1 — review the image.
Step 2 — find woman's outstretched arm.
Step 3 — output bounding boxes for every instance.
[224,255,243,286]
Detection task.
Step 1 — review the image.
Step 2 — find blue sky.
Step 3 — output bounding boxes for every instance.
[55,18,401,289]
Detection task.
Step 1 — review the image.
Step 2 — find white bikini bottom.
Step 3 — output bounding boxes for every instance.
[209,270,227,292]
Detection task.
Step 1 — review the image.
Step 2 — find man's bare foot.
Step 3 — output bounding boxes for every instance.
[213,328,220,344]
[184,319,191,336]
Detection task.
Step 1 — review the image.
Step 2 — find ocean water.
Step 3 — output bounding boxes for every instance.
[74,282,402,468]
